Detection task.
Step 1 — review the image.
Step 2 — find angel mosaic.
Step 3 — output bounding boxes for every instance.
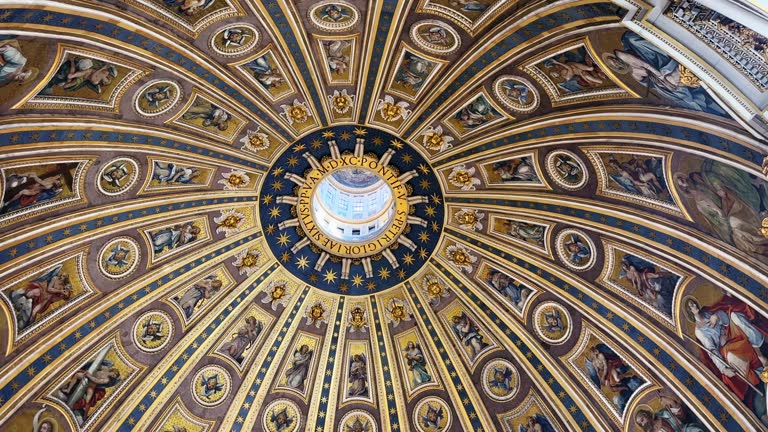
[1,162,80,217]
[674,158,768,262]
[220,27,249,47]
[161,0,216,17]
[482,359,517,401]
[420,402,445,430]
[211,25,257,55]
[284,345,312,390]
[342,415,373,432]
[603,31,727,116]
[0,38,38,87]
[99,237,139,278]
[9,264,73,332]
[172,274,224,319]
[561,232,592,267]
[501,219,546,247]
[618,253,679,317]
[484,267,532,311]
[244,53,291,98]
[134,80,182,117]
[149,221,202,255]
[631,392,707,432]
[181,100,233,132]
[220,315,263,364]
[403,341,432,388]
[320,39,352,80]
[518,414,557,432]
[500,80,533,106]
[315,3,355,24]
[547,151,587,190]
[147,160,212,190]
[391,51,439,98]
[605,153,670,202]
[26,47,145,110]
[29,406,59,432]
[538,46,609,95]
[347,353,369,398]
[129,312,171,356]
[414,397,451,431]
[265,402,298,432]
[683,290,768,425]
[445,0,493,14]
[447,93,502,135]
[198,371,224,400]
[448,311,490,361]
[487,156,540,184]
[410,20,460,55]
[41,55,119,97]
[145,84,173,108]
[53,345,125,426]
[583,342,645,415]
[99,158,138,195]
[488,364,514,393]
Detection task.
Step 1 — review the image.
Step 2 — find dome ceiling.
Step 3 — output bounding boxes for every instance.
[1,0,768,431]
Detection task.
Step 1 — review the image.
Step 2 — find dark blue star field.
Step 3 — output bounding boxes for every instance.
[259,126,444,294]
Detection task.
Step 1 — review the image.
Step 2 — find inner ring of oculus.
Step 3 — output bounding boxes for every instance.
[312,167,395,243]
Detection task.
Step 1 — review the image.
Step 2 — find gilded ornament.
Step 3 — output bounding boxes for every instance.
[386,298,411,327]
[445,243,476,273]
[347,305,368,332]
[377,95,411,122]
[232,248,262,276]
[447,164,481,190]
[305,300,328,327]
[280,100,312,125]
[420,125,454,152]
[262,280,291,311]
[329,89,354,114]
[214,209,246,236]
[218,169,250,190]
[454,208,484,231]
[240,128,271,153]
[421,274,449,307]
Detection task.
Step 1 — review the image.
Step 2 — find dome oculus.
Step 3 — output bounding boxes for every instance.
[312,166,397,243]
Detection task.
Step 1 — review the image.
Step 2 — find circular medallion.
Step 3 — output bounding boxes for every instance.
[532,301,572,345]
[309,1,359,32]
[410,20,461,56]
[259,126,444,294]
[262,398,302,432]
[554,229,595,271]
[98,236,140,279]
[133,79,183,117]
[209,24,259,57]
[545,150,588,191]
[132,310,173,353]
[338,410,377,432]
[493,76,539,113]
[481,359,519,401]
[413,397,451,432]
[97,157,140,196]
[191,365,231,407]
